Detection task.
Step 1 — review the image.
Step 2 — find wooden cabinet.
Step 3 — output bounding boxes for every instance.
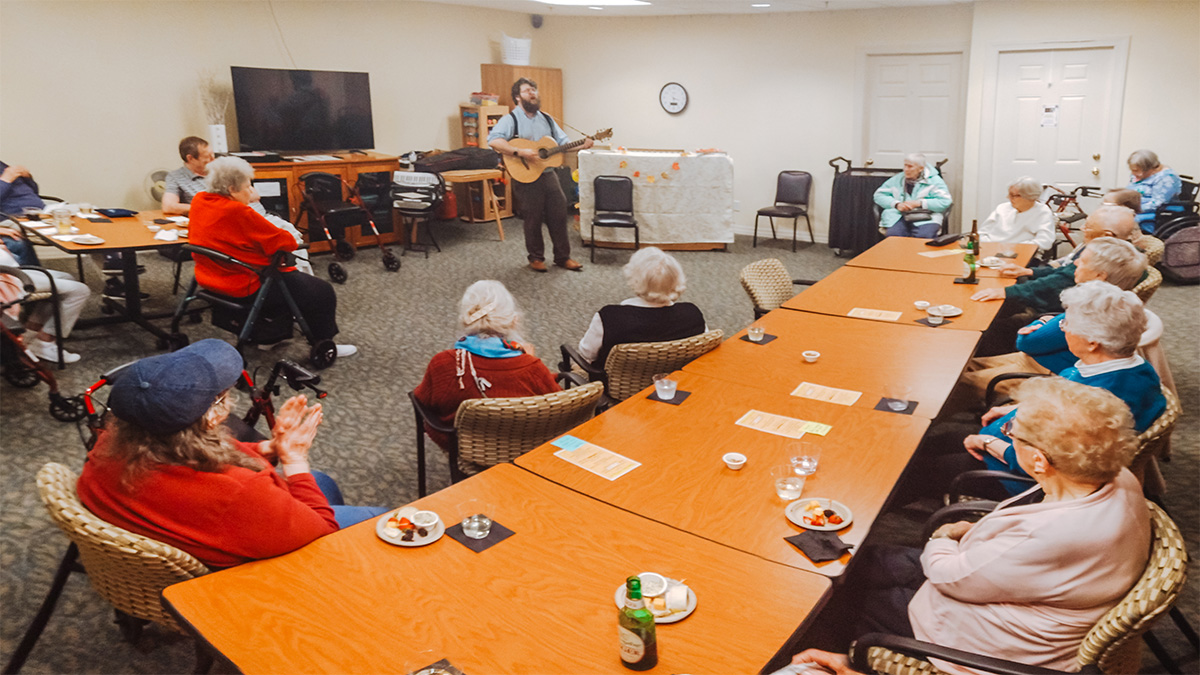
[458,103,509,149]
[480,64,562,122]
[246,153,400,253]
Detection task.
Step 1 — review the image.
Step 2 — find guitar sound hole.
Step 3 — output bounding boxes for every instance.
[538,149,550,159]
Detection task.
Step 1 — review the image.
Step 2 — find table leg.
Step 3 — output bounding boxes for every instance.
[485,179,504,241]
[79,249,174,345]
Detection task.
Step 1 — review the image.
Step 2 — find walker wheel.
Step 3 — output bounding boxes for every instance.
[49,394,87,422]
[309,340,338,370]
[334,239,357,261]
[383,250,401,272]
[3,365,41,388]
[328,263,348,284]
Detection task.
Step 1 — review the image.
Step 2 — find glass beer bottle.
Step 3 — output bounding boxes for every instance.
[619,576,658,670]
[962,219,979,283]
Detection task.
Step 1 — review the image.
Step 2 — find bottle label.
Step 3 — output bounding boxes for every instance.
[619,626,646,662]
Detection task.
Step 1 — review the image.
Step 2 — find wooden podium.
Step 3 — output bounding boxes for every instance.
[248,152,400,253]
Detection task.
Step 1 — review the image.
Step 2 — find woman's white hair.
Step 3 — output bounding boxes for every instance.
[458,280,523,342]
[1009,176,1042,201]
[1084,236,1147,290]
[1011,377,1136,483]
[623,247,686,304]
[1060,280,1146,358]
[205,156,254,196]
[903,153,927,167]
[1127,149,1161,173]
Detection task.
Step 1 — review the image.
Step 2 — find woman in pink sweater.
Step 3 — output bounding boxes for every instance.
[790,377,1150,675]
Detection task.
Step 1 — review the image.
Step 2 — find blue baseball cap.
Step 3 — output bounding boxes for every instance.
[108,339,243,436]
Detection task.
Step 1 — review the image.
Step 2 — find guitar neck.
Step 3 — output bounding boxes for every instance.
[545,137,589,158]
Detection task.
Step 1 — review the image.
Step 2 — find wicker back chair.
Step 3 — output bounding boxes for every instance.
[1138,234,1164,266]
[739,259,797,318]
[410,381,605,494]
[37,463,209,631]
[850,501,1189,675]
[603,330,724,402]
[455,381,605,474]
[1132,265,1162,304]
[1127,386,1181,486]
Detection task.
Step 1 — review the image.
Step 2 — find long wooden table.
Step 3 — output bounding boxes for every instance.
[20,210,188,344]
[782,265,1013,332]
[681,310,979,419]
[163,465,830,674]
[844,236,1037,277]
[516,371,929,576]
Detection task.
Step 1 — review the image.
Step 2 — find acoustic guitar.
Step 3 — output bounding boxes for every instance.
[502,128,613,184]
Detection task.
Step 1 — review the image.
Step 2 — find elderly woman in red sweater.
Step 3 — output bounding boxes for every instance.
[188,156,356,358]
[413,280,560,451]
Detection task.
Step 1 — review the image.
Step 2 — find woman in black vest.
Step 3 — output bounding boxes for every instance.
[576,247,706,368]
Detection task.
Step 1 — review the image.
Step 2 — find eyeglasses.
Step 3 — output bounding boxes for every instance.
[1002,418,1054,466]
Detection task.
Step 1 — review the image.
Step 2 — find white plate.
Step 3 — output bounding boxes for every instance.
[375,510,445,547]
[931,304,963,317]
[786,498,854,531]
[613,578,697,624]
[979,257,1003,268]
[72,234,105,245]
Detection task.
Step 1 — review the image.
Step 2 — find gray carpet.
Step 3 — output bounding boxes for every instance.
[1,218,1195,673]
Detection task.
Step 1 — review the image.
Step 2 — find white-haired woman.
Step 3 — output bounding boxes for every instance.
[1126,149,1182,232]
[873,153,953,238]
[979,176,1055,250]
[791,377,1150,675]
[189,156,355,357]
[576,247,706,368]
[960,237,1148,398]
[413,280,560,451]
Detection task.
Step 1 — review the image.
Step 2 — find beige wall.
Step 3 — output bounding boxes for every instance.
[960,0,1200,223]
[0,1,531,209]
[2,0,1196,239]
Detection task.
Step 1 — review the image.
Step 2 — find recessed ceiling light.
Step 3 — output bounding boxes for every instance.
[536,0,649,5]
[751,3,770,7]
[588,4,603,7]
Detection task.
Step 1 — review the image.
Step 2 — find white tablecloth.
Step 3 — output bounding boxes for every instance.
[579,150,734,246]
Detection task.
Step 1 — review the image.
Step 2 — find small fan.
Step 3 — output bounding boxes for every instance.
[145,170,170,202]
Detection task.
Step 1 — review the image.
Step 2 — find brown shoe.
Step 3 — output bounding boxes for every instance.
[557,259,584,272]
[529,260,548,273]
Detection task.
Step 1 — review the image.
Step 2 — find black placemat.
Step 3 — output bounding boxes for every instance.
[408,658,466,675]
[785,530,853,562]
[739,333,778,345]
[445,520,515,553]
[84,217,112,223]
[154,218,172,224]
[647,390,691,405]
[874,398,918,415]
[915,317,954,328]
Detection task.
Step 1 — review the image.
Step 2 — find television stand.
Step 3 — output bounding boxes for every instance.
[248,151,401,254]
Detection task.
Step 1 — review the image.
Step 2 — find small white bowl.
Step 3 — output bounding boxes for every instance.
[723,452,747,470]
[802,350,820,363]
[412,510,440,528]
[637,572,669,597]
[914,300,930,310]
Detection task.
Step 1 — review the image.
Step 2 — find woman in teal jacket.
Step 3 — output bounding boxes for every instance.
[874,153,953,238]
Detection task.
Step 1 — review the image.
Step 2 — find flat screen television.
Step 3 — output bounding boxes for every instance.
[231,66,375,153]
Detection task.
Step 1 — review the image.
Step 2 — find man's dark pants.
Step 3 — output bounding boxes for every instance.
[514,171,571,265]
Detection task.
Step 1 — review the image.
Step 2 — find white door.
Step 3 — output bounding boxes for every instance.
[987,47,1118,220]
[863,53,965,213]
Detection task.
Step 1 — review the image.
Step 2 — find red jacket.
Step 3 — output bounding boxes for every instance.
[413,349,561,450]
[77,431,337,569]
[188,191,297,297]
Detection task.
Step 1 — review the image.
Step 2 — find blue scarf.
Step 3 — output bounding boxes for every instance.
[455,335,524,359]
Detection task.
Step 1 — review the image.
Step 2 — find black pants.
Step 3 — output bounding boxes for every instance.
[238,271,339,341]
[976,297,1039,357]
[848,545,923,638]
[514,171,571,264]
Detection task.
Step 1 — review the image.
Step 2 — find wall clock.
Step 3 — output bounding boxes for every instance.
[659,82,688,115]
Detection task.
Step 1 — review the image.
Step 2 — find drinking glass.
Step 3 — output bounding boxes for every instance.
[460,499,493,539]
[51,208,72,235]
[789,442,820,476]
[653,373,677,400]
[747,325,765,342]
[771,465,805,501]
[885,384,912,412]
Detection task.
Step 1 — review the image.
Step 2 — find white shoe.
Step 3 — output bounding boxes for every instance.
[257,339,293,352]
[335,344,358,358]
[27,339,81,364]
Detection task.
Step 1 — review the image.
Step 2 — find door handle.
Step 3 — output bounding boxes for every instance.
[1092,166,1101,176]
[1092,153,1101,161]
[865,158,874,166]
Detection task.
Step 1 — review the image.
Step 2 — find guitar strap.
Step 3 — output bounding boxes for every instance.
[509,111,557,139]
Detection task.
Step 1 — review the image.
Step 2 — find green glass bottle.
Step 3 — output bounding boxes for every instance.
[618,576,658,670]
[962,219,979,283]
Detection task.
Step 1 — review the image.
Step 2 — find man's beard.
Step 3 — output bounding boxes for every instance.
[520,98,540,114]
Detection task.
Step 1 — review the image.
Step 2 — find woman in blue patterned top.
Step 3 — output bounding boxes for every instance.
[1126,149,1181,233]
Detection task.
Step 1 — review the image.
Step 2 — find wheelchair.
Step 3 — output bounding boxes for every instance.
[168,245,340,369]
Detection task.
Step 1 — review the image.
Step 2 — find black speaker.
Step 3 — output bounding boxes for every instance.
[531,13,543,28]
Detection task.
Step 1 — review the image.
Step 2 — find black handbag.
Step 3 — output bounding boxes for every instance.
[902,208,933,223]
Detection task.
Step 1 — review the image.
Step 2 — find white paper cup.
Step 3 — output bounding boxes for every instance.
[802,350,820,363]
[723,452,747,470]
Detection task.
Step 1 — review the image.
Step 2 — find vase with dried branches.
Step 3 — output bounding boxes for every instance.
[199,70,232,152]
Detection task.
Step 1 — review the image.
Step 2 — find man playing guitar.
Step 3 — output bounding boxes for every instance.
[489,78,592,273]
